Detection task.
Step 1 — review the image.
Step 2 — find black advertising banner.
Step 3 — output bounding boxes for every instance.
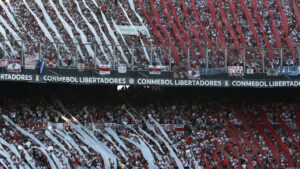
[1,73,300,88]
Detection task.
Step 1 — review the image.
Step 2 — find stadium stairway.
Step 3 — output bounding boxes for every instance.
[276,112,300,155]
[236,109,266,157]
[223,116,263,167]
[217,0,252,66]
[259,110,294,167]
[226,142,243,169]
[214,140,234,169]
[225,125,254,169]
[292,0,300,28]
[250,0,275,60]
[190,0,217,62]
[274,0,297,63]
[163,0,199,64]
[201,153,212,169]
[137,0,181,64]
[247,110,283,167]
[210,151,223,169]
[150,0,192,63]
[157,0,189,56]
[263,0,297,64]
[180,0,206,61]
[206,0,227,62]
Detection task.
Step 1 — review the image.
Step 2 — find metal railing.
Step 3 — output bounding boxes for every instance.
[0,39,299,73]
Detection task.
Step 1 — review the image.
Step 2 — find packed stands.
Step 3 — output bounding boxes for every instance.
[0,1,300,169]
[0,0,299,71]
[0,83,299,168]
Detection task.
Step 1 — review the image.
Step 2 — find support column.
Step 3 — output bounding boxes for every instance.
[225,47,228,72]
[169,47,172,71]
[22,41,25,67]
[280,48,283,67]
[150,43,153,65]
[76,43,79,68]
[187,46,190,68]
[57,43,60,67]
[38,42,41,61]
[262,48,265,73]
[113,45,116,70]
[206,48,209,68]
[243,47,246,71]
[131,44,134,71]
[94,43,97,70]
[3,39,6,58]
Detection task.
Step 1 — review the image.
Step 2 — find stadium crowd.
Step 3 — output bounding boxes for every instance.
[0,84,299,169]
[0,0,299,71]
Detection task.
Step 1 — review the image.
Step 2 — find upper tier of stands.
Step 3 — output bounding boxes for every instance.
[0,0,299,71]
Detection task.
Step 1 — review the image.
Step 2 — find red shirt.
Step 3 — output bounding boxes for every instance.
[97,112,102,119]
[184,136,191,145]
[101,6,106,12]
[13,132,19,141]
